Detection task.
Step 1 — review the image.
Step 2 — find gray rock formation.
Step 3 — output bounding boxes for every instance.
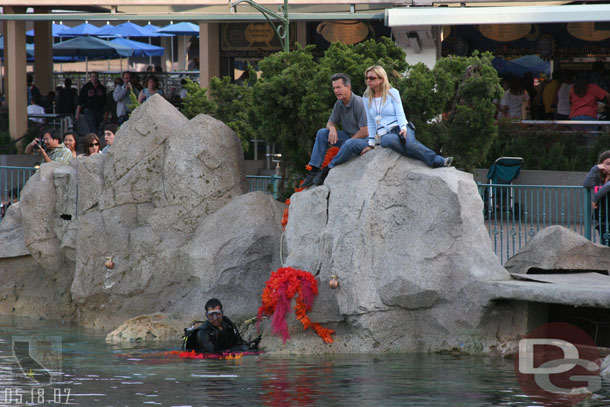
[0,95,284,330]
[504,225,610,274]
[280,148,514,353]
[0,95,537,354]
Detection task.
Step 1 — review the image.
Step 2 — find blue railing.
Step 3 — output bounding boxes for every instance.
[1,167,281,220]
[0,165,37,217]
[477,183,603,264]
[246,175,281,199]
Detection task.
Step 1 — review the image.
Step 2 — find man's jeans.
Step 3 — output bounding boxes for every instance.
[84,108,103,134]
[380,126,444,168]
[309,128,368,169]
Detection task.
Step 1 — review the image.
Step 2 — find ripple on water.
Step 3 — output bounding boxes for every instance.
[0,317,610,406]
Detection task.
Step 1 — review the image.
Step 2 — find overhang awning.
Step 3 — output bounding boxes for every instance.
[386,4,610,27]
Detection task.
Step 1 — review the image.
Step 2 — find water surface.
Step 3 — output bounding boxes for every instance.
[0,316,608,406]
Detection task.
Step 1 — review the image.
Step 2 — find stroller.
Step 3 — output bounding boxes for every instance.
[484,157,524,219]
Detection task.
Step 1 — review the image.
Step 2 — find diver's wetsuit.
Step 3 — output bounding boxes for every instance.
[193,317,249,353]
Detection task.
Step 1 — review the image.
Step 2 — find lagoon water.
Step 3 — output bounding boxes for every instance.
[1,316,609,406]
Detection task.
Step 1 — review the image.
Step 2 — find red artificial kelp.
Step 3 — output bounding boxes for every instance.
[258,267,334,344]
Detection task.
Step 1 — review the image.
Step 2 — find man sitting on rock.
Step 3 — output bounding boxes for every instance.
[25,129,73,164]
[185,298,259,353]
[302,73,369,188]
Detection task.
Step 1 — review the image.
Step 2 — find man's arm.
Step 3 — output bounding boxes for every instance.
[196,328,216,353]
[113,84,129,102]
[25,140,50,162]
[351,126,368,139]
[326,121,338,145]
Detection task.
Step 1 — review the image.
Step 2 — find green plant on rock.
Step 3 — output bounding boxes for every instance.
[180,74,253,152]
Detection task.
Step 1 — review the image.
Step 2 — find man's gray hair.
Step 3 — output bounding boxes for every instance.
[331,73,351,87]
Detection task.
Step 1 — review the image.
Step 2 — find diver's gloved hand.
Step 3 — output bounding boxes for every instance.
[248,335,262,350]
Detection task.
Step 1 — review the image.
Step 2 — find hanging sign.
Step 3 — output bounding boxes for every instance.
[478,24,531,42]
[222,23,292,51]
[567,22,610,42]
[316,21,371,45]
[245,23,275,43]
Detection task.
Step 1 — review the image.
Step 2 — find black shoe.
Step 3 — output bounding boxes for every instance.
[443,157,453,167]
[301,169,320,188]
[313,167,330,186]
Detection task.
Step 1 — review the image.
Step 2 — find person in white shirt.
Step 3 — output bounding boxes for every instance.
[27,95,46,124]
[113,71,133,125]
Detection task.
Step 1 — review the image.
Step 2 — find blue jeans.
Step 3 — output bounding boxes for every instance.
[309,128,368,169]
[571,114,598,133]
[84,108,103,134]
[380,126,444,168]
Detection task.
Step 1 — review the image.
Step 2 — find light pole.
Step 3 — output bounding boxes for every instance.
[230,0,290,52]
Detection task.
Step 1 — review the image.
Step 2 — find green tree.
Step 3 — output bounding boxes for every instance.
[398,52,502,172]
[180,75,254,152]
[250,45,321,177]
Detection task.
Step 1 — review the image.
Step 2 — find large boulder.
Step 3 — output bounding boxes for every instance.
[280,148,512,352]
[105,313,184,344]
[504,225,610,274]
[0,96,281,330]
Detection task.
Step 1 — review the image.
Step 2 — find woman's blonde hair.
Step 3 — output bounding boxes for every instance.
[363,65,392,107]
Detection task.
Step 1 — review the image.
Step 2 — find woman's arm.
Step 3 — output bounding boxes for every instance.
[389,88,408,130]
[594,182,610,203]
[363,97,376,147]
[583,165,601,188]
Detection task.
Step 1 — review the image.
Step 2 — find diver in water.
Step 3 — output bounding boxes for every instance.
[183,298,260,353]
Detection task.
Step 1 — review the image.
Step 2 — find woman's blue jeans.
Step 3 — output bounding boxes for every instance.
[380,126,444,168]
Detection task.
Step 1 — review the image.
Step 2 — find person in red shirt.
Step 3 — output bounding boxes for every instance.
[570,72,610,121]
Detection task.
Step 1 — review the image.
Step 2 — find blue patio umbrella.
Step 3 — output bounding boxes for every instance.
[97,22,153,38]
[0,36,35,59]
[26,23,69,37]
[156,22,198,70]
[156,22,199,36]
[110,38,164,57]
[58,22,101,37]
[142,23,173,37]
[53,36,133,74]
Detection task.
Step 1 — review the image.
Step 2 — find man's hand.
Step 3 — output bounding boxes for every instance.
[361,146,373,155]
[399,128,407,140]
[328,128,338,145]
[593,202,599,209]
[25,139,37,155]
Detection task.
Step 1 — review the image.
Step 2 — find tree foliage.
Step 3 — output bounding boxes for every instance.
[182,42,502,195]
[180,73,255,152]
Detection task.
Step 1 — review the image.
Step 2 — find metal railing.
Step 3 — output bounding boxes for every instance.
[246,175,281,199]
[0,168,280,221]
[477,183,604,264]
[0,166,37,217]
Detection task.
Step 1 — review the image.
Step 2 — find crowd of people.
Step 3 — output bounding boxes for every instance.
[496,62,610,123]
[25,69,191,162]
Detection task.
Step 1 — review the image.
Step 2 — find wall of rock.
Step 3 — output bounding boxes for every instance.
[0,95,532,353]
[0,96,284,329]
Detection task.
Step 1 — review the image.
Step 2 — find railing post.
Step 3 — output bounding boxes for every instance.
[271,174,280,199]
[584,188,592,241]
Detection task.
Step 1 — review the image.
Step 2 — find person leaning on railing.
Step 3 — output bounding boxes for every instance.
[583,150,610,244]
[25,129,73,164]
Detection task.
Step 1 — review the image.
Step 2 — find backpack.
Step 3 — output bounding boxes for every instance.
[182,321,206,351]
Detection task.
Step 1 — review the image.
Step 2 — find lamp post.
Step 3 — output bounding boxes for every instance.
[230,0,290,52]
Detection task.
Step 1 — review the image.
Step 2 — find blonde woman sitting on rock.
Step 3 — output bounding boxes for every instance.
[360,65,452,168]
